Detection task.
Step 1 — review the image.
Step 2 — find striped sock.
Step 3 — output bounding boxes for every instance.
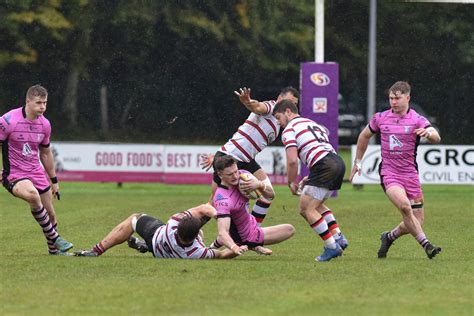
[31,206,59,243]
[209,239,223,249]
[321,210,342,237]
[310,217,337,249]
[388,227,401,241]
[252,199,271,226]
[415,233,430,249]
[48,222,59,254]
[92,242,106,255]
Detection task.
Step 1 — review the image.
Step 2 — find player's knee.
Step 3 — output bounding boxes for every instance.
[129,213,145,231]
[24,189,41,204]
[399,203,412,215]
[286,224,296,237]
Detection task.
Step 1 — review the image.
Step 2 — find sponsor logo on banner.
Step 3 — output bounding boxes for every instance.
[351,145,474,184]
[313,98,327,113]
[310,72,330,86]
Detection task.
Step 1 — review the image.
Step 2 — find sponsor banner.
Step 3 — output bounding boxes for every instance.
[351,145,474,185]
[51,142,289,184]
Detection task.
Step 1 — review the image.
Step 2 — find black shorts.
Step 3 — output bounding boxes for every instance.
[135,215,165,251]
[306,153,346,190]
[212,151,262,184]
[2,177,50,196]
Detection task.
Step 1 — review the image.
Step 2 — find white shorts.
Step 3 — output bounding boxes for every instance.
[301,185,333,201]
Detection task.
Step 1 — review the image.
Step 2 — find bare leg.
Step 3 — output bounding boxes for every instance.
[97,213,138,251]
[385,187,422,237]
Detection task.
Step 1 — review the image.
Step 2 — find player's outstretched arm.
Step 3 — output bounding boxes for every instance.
[213,247,240,259]
[234,87,268,115]
[200,153,215,171]
[217,217,248,255]
[349,126,373,182]
[188,204,217,220]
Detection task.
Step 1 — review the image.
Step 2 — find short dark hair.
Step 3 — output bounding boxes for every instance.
[279,86,300,100]
[272,99,299,115]
[26,84,48,100]
[177,216,202,245]
[389,81,411,95]
[214,155,236,172]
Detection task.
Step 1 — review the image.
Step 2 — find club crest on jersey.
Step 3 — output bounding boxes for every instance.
[310,72,330,86]
[22,143,33,156]
[389,135,403,150]
[404,126,411,133]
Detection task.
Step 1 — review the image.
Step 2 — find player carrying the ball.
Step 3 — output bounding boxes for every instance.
[209,155,295,256]
[201,86,299,226]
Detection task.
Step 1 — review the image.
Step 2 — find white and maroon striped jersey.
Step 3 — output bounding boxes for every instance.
[281,116,335,168]
[151,211,215,259]
[220,100,278,163]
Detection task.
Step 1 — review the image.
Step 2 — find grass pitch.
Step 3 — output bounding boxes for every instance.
[0,182,473,315]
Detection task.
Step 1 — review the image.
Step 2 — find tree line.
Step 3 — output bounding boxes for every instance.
[1,0,472,144]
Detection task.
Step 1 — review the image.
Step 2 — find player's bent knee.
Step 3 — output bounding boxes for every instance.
[399,203,412,215]
[130,213,145,231]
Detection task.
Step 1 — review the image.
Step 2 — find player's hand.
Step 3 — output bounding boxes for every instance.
[414,127,432,138]
[231,244,248,255]
[200,154,214,171]
[234,87,255,106]
[288,182,299,196]
[349,159,362,183]
[297,176,308,195]
[239,175,261,191]
[51,183,61,200]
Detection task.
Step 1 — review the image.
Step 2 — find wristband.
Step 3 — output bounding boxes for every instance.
[50,176,58,184]
[354,159,362,170]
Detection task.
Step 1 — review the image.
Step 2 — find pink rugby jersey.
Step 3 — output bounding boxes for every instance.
[220,100,279,162]
[0,107,51,176]
[213,171,263,245]
[369,108,431,176]
[151,211,215,259]
[281,116,335,168]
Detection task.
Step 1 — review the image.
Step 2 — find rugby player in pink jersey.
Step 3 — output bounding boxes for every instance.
[74,203,241,259]
[209,155,295,256]
[201,87,299,226]
[350,81,442,259]
[273,100,347,262]
[0,85,73,255]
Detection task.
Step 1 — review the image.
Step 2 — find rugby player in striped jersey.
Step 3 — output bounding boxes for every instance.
[273,100,348,262]
[201,87,299,226]
[74,204,242,259]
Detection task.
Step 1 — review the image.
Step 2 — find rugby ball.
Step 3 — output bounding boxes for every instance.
[238,173,262,200]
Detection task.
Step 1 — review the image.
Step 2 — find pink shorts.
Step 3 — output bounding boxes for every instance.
[381,174,423,200]
[3,168,50,194]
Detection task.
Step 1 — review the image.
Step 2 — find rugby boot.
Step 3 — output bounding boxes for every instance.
[50,251,73,256]
[377,231,393,258]
[335,233,349,250]
[316,244,343,262]
[425,244,442,259]
[54,236,74,252]
[74,250,99,257]
[127,236,149,253]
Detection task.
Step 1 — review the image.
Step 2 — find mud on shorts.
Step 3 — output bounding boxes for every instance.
[381,173,423,200]
[135,215,166,252]
[2,169,51,196]
[212,151,262,185]
[301,153,346,201]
